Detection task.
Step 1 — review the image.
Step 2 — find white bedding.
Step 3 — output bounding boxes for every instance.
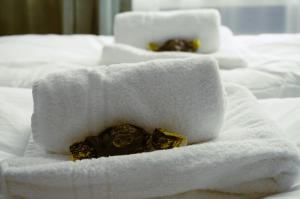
[0,35,113,65]
[1,28,300,199]
[221,33,300,99]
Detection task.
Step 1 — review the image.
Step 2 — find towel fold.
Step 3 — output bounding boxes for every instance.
[2,84,299,199]
[100,43,248,70]
[114,9,221,53]
[31,57,225,154]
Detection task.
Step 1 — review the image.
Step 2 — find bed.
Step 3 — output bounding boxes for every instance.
[0,28,300,199]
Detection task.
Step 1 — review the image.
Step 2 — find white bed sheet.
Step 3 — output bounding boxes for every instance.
[0,35,113,65]
[0,87,32,161]
[0,34,113,88]
[259,97,300,199]
[221,33,300,99]
[234,34,300,68]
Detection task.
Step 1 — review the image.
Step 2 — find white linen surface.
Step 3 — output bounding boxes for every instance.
[114,9,221,53]
[2,84,300,199]
[0,87,32,199]
[259,98,300,199]
[234,34,300,69]
[259,98,300,148]
[0,62,86,88]
[221,68,300,99]
[221,33,300,99]
[32,57,225,153]
[0,35,112,65]
[0,87,32,160]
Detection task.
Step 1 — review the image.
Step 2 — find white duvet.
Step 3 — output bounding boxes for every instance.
[0,87,32,161]
[222,34,300,98]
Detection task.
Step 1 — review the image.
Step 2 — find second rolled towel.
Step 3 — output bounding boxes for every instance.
[114,9,221,53]
[32,57,226,154]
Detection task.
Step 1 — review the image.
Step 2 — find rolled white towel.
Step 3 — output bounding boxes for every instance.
[2,84,299,199]
[114,9,221,53]
[100,43,248,69]
[31,57,225,154]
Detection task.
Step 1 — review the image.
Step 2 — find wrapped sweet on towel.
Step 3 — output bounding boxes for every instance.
[114,9,221,53]
[31,57,226,154]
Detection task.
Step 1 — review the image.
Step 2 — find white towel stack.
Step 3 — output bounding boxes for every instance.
[114,9,221,53]
[31,57,225,154]
[2,84,299,199]
[100,43,248,70]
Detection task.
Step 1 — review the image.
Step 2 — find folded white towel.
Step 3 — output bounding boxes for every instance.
[2,84,299,199]
[100,43,248,70]
[114,9,221,53]
[31,57,225,154]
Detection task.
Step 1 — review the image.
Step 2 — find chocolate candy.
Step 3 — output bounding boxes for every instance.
[152,128,187,150]
[149,39,201,52]
[70,124,187,160]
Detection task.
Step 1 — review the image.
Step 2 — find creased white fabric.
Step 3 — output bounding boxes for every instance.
[0,87,32,159]
[2,84,299,199]
[0,35,112,65]
[100,43,247,70]
[259,98,300,149]
[114,9,221,53]
[0,62,86,88]
[219,33,300,99]
[0,87,33,196]
[31,57,225,153]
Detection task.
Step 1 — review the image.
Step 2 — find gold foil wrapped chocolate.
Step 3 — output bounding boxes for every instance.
[69,141,97,160]
[152,128,187,150]
[70,124,187,160]
[148,39,201,52]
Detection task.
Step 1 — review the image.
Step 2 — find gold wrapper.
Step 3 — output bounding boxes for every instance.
[148,38,201,52]
[70,124,188,160]
[152,128,187,150]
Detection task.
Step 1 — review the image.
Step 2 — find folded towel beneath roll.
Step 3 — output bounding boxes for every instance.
[2,84,299,199]
[100,43,248,70]
[31,57,225,154]
[114,9,221,53]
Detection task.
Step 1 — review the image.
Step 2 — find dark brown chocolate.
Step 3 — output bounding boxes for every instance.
[149,39,200,52]
[70,124,187,160]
